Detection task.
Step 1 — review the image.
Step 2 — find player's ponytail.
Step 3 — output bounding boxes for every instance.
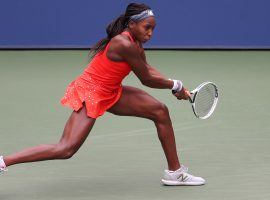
[106,14,126,40]
[89,15,127,57]
[90,3,151,58]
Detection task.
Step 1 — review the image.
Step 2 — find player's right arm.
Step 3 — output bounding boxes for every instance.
[120,42,173,89]
[112,37,189,100]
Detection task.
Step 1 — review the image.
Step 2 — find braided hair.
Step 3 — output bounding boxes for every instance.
[89,3,151,57]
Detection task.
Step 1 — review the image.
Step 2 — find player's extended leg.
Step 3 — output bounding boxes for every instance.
[3,104,95,167]
[108,86,180,171]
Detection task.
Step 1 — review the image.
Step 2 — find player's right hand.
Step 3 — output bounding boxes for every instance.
[173,87,190,100]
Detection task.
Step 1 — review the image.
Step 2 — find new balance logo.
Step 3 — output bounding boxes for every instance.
[177,173,189,182]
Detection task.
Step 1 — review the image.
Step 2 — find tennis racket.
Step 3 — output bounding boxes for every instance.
[188,82,218,119]
[173,82,218,119]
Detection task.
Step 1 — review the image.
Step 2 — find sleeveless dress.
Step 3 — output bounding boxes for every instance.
[60,31,134,118]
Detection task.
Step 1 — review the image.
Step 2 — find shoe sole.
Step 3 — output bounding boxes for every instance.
[161,179,205,186]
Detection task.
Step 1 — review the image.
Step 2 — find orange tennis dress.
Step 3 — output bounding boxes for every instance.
[60,31,134,118]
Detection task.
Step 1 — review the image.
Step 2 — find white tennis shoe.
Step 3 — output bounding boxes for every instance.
[161,165,205,186]
[0,156,8,173]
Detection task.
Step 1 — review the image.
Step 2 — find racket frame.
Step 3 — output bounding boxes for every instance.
[189,81,218,119]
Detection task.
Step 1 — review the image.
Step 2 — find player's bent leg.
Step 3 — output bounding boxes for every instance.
[1,104,95,168]
[108,86,205,186]
[108,86,180,170]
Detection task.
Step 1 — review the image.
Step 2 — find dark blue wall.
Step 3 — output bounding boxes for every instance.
[0,0,270,48]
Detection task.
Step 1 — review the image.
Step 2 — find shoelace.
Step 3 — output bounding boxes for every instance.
[180,165,188,173]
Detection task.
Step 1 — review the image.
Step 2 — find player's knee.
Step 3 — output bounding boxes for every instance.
[61,149,75,159]
[54,144,76,159]
[152,103,170,122]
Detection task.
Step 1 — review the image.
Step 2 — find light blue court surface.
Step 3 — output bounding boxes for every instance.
[0,50,269,200]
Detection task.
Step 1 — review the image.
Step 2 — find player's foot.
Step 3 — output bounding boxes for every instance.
[161,165,205,186]
[0,156,8,173]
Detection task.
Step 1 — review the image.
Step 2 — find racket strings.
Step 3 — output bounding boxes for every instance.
[194,84,216,118]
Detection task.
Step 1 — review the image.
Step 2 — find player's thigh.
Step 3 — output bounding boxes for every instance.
[59,104,96,148]
[108,86,168,120]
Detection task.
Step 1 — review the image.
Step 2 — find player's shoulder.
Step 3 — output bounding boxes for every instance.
[111,34,137,51]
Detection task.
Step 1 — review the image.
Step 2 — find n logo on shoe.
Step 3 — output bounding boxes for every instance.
[177,173,188,182]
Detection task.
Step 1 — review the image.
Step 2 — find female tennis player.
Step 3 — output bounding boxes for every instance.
[0,3,205,186]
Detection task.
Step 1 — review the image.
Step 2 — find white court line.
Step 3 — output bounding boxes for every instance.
[91,122,217,140]
[91,122,193,139]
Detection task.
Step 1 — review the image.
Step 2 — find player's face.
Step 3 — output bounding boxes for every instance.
[131,17,156,43]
